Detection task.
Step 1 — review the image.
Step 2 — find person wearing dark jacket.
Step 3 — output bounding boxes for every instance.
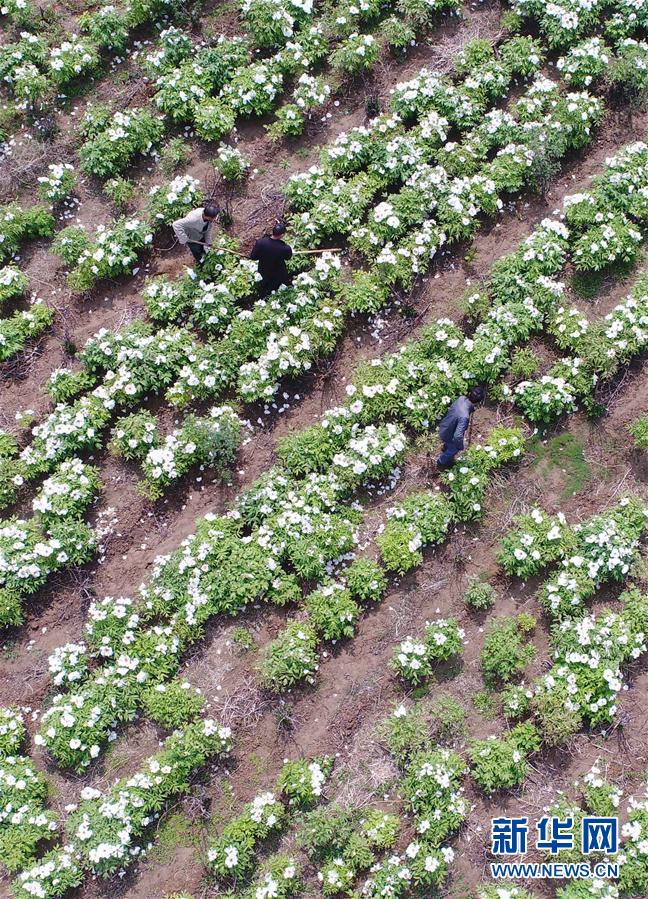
[436,387,485,469]
[250,222,293,293]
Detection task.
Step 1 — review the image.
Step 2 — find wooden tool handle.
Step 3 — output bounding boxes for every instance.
[294,247,344,255]
[191,241,245,257]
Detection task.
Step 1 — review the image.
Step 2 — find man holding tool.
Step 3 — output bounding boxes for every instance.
[172,202,220,265]
[250,222,293,293]
[436,386,485,470]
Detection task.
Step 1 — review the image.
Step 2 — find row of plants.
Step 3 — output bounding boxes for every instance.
[34,396,648,888]
[0,5,252,348]
[155,249,343,408]
[498,495,648,619]
[59,91,636,472]
[110,404,243,500]
[353,711,467,897]
[515,271,648,423]
[0,205,56,362]
[208,728,470,896]
[33,421,408,768]
[13,717,233,899]
[0,458,101,627]
[504,141,648,420]
[384,497,648,780]
[440,496,648,756]
[235,74,606,404]
[0,31,548,500]
[508,558,648,749]
[228,1,647,410]
[159,77,601,411]
[358,700,646,894]
[55,25,525,292]
[0,102,612,516]
[28,134,647,766]
[0,707,59,873]
[378,483,648,796]
[2,0,461,155]
[4,705,333,897]
[289,72,590,252]
[1,0,640,360]
[0,334,248,599]
[237,98,608,402]
[189,3,645,153]
[7,323,208,485]
[503,562,648,763]
[512,0,648,51]
[43,0,636,282]
[255,425,524,693]
[3,151,644,899]
[284,29,597,237]
[0,204,54,264]
[385,695,646,897]
[145,0,465,147]
[0,0,202,118]
[385,569,647,782]
[35,9,598,372]
[0,261,343,506]
[0,308,250,601]
[9,1,617,388]
[2,43,540,488]
[207,756,333,882]
[497,579,648,748]
[204,709,630,899]
[141,423,520,710]
[0,255,341,511]
[295,804,403,896]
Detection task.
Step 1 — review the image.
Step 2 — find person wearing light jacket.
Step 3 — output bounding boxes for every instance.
[436,386,485,469]
[172,202,220,265]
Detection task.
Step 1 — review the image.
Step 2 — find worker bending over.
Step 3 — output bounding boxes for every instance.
[172,203,220,265]
[251,222,293,293]
[437,386,485,470]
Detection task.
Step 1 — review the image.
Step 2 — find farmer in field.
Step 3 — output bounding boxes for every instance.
[250,222,293,293]
[172,202,220,265]
[436,386,485,470]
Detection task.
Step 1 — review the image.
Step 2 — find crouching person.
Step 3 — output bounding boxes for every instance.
[436,386,485,470]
